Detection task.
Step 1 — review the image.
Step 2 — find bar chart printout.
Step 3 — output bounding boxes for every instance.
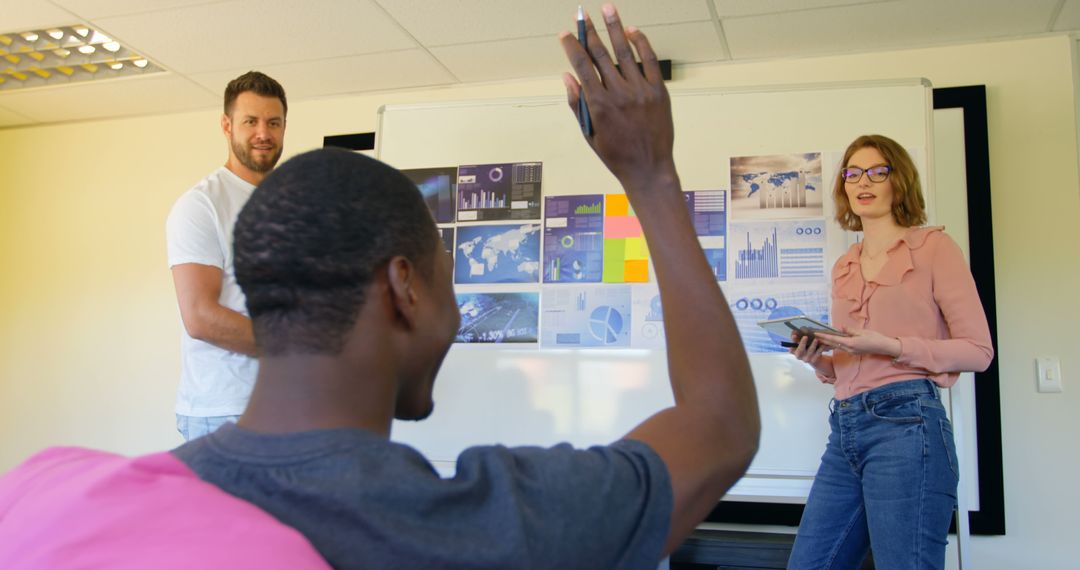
[735,226,779,279]
[731,220,826,281]
[544,194,604,283]
[457,162,542,222]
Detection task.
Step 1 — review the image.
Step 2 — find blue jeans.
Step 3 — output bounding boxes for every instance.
[176,414,240,441]
[787,379,958,570]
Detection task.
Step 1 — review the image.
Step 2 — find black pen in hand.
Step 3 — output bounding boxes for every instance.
[577,5,593,137]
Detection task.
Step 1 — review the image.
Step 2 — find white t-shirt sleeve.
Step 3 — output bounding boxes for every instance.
[166,190,225,269]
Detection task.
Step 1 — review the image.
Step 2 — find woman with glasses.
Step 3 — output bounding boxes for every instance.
[785,134,994,570]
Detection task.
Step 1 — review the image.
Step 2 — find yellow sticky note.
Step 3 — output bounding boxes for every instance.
[624,237,649,260]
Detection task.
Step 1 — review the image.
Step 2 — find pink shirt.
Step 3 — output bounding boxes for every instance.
[824,226,994,400]
[0,447,330,569]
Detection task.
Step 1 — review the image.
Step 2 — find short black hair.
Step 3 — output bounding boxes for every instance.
[234,148,439,355]
[224,71,288,118]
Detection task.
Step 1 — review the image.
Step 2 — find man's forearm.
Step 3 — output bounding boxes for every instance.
[187,304,257,356]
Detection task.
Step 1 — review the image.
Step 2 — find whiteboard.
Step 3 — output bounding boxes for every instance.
[378,79,933,502]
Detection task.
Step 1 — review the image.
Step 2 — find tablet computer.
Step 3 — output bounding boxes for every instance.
[757,315,847,340]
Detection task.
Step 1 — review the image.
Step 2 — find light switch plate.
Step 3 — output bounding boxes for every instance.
[1036,357,1063,393]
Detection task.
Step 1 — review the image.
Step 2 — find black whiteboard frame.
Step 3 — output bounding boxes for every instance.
[705,85,1005,536]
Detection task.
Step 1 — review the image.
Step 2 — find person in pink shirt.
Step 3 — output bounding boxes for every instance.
[0,447,329,569]
[785,134,993,570]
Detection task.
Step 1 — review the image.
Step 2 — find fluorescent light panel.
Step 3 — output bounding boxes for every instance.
[0,24,163,91]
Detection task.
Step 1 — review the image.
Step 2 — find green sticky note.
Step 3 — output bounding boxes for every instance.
[603,239,626,283]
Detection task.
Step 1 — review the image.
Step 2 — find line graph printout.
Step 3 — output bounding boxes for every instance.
[540,285,631,348]
[456,162,542,222]
[684,190,727,281]
[543,194,604,283]
[730,152,823,219]
[730,219,826,281]
[455,292,539,344]
[454,223,541,284]
[723,282,831,353]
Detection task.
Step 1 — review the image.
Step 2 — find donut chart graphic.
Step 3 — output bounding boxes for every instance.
[589,305,625,344]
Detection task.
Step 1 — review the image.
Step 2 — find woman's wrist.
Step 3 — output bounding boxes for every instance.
[889,337,903,359]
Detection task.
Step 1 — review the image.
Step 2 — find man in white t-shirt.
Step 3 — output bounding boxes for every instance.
[165,71,287,440]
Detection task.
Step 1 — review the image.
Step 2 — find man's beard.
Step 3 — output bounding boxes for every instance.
[231,137,282,173]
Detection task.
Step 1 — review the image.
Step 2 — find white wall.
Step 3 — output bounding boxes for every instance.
[1,34,1078,569]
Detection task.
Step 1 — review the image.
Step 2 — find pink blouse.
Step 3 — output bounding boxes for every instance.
[822,226,994,400]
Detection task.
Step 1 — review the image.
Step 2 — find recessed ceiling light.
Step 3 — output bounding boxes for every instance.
[0,24,163,92]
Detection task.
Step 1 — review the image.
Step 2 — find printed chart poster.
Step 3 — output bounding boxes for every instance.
[437,226,456,257]
[456,162,542,222]
[455,223,541,284]
[402,167,457,224]
[630,284,665,349]
[602,194,649,283]
[723,282,831,353]
[544,194,604,283]
[730,153,823,219]
[541,285,631,348]
[729,219,827,281]
[455,292,539,344]
[685,190,728,281]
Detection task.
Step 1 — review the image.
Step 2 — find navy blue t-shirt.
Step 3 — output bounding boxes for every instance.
[172,424,672,569]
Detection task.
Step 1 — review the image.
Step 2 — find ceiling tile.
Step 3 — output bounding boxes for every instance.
[0,74,217,123]
[189,50,457,100]
[94,0,418,74]
[431,19,726,85]
[1052,0,1080,31]
[724,0,1062,60]
[50,0,225,20]
[378,0,711,46]
[635,22,728,64]
[712,0,890,18]
[0,105,35,129]
[0,0,80,31]
[430,36,568,84]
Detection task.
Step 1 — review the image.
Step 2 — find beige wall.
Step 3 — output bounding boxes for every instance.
[1,34,1078,569]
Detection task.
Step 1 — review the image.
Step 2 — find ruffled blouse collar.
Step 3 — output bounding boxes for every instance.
[834,226,943,320]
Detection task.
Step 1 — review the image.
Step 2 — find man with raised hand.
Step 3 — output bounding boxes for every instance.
[173,5,758,567]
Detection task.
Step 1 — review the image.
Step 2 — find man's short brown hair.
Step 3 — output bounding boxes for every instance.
[224,71,287,118]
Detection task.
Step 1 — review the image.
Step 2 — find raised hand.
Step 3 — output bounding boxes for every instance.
[558,4,675,195]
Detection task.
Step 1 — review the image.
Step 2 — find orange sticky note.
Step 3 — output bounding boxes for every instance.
[606,193,629,217]
[624,259,649,282]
